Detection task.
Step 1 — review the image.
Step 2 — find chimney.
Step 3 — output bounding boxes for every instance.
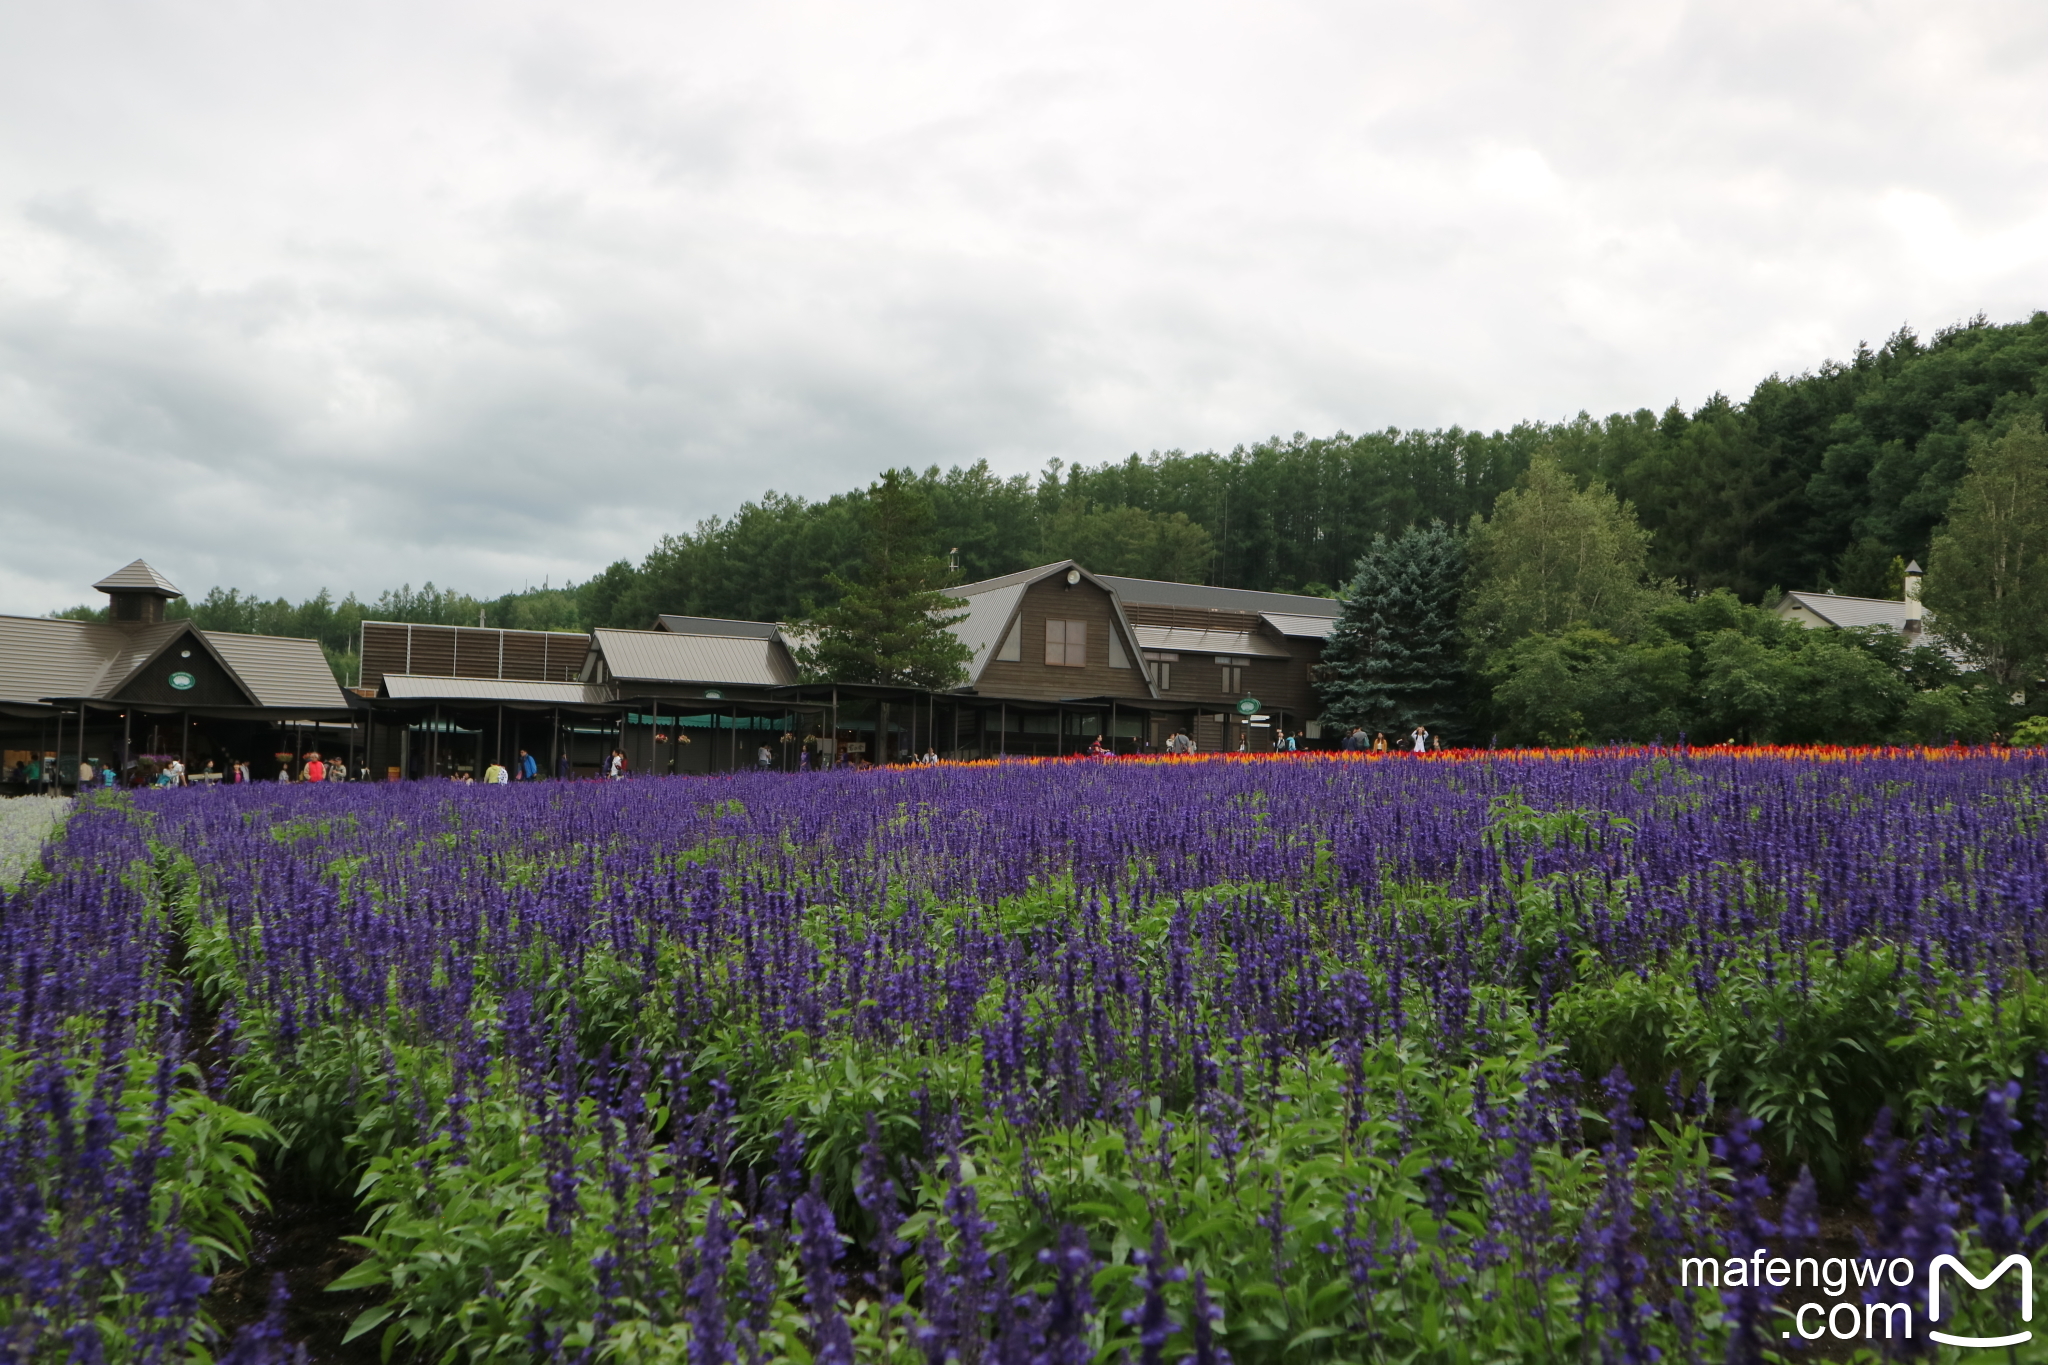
[1902,560,1924,635]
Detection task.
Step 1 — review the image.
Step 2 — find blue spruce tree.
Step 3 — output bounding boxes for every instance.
[1317,521,1468,737]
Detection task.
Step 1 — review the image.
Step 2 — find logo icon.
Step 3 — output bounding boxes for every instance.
[1235,696,1260,716]
[168,671,195,691]
[1928,1253,2033,1349]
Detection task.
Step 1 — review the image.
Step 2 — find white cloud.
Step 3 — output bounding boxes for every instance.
[0,0,2044,610]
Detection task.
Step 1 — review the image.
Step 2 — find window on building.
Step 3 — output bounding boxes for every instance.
[1045,619,1088,667]
[1215,656,1248,692]
[1144,652,1177,691]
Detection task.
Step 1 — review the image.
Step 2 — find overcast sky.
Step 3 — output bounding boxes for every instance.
[2,1,2045,612]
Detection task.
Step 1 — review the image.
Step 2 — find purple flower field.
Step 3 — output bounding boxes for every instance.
[4,749,2048,1362]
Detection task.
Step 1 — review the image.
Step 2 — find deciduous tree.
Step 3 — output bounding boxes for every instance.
[1463,456,1661,658]
[1924,414,2048,697]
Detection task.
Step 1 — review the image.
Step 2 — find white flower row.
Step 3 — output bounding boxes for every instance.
[0,795,71,889]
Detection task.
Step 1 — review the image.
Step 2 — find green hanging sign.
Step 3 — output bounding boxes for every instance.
[1235,696,1260,716]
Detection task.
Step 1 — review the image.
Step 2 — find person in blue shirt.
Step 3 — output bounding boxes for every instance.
[518,748,538,781]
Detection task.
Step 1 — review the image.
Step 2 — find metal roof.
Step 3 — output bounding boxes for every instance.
[952,584,1027,677]
[945,563,1155,695]
[590,628,799,686]
[0,616,137,703]
[1776,593,1953,655]
[382,675,613,704]
[652,614,784,640]
[1096,574,1340,617]
[955,561,1077,596]
[1777,592,1912,631]
[1261,612,1337,640]
[92,559,183,597]
[1131,625,1292,659]
[0,615,344,709]
[202,631,349,707]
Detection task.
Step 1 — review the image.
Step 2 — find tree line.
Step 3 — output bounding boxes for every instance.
[1321,414,2048,746]
[52,310,2048,730]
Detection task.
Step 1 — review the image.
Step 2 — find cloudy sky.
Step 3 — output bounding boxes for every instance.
[2,1,2045,612]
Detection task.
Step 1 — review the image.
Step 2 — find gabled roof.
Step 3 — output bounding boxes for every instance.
[92,559,183,597]
[1777,591,1912,632]
[0,615,345,709]
[202,631,348,707]
[948,561,1155,694]
[97,622,206,697]
[652,614,785,640]
[1774,591,1962,660]
[588,628,798,687]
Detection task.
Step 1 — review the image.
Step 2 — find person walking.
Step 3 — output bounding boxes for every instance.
[556,751,571,781]
[519,749,538,782]
[756,744,773,772]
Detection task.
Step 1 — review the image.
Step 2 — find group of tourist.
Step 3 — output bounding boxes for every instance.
[1341,725,1441,753]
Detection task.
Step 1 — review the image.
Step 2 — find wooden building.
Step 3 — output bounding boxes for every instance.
[1,560,352,790]
[346,559,1342,775]
[4,560,1342,786]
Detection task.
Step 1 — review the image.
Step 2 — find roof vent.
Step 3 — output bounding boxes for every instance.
[94,559,183,626]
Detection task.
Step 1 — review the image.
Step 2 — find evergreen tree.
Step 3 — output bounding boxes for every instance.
[789,469,974,688]
[1316,521,1467,736]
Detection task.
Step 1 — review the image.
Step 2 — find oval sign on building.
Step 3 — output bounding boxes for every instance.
[168,671,196,691]
[1235,696,1260,716]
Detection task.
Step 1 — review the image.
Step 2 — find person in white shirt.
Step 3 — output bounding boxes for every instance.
[1411,726,1429,753]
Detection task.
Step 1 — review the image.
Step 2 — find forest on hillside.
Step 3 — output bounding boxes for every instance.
[60,311,2048,700]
